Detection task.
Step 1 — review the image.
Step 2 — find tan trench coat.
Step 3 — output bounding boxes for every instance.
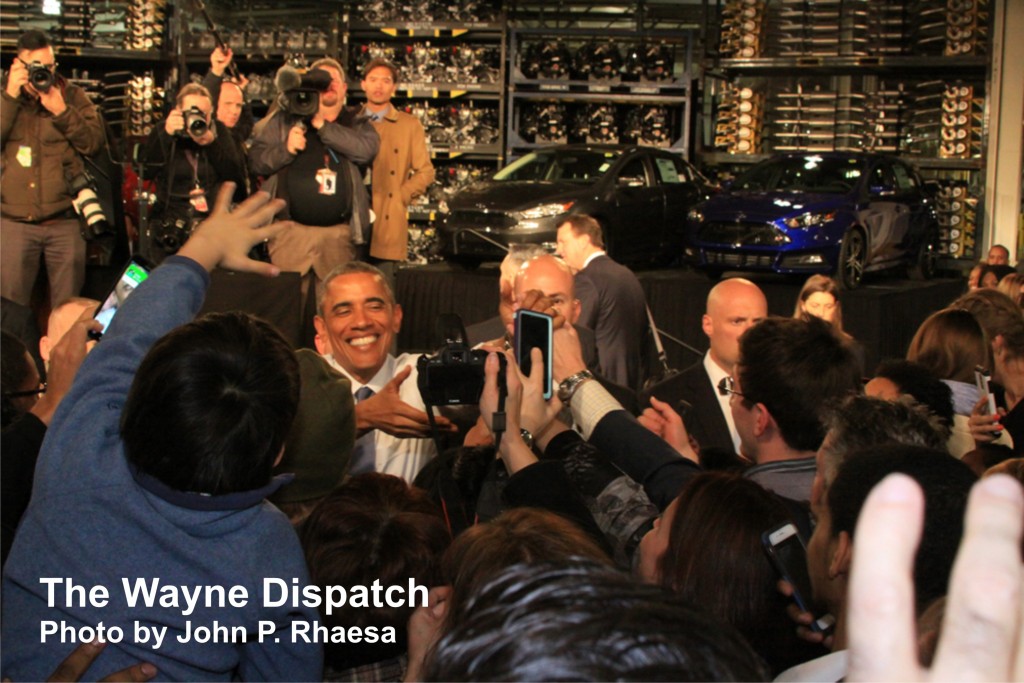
[368,108,435,261]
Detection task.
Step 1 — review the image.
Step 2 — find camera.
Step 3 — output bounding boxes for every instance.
[276,67,333,118]
[417,313,505,406]
[180,106,209,138]
[69,171,112,240]
[152,215,197,254]
[27,61,55,92]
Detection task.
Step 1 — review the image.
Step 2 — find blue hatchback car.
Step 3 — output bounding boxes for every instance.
[684,152,939,288]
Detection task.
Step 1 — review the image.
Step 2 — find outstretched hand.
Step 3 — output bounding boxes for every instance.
[847,473,1024,682]
[638,396,698,463]
[178,183,288,275]
[355,365,455,437]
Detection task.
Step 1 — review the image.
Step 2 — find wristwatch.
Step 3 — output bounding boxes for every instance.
[519,428,534,450]
[557,370,595,404]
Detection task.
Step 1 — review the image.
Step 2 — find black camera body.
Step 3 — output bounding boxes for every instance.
[417,313,505,406]
[180,106,209,138]
[278,67,333,118]
[27,61,55,92]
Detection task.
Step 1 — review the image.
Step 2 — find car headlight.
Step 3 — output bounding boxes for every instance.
[785,211,836,229]
[517,201,574,221]
[687,208,704,224]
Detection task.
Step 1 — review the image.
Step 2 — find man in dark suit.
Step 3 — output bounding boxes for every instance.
[642,277,767,455]
[556,215,647,392]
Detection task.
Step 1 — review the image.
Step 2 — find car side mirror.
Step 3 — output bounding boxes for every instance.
[617,175,645,188]
[870,185,896,197]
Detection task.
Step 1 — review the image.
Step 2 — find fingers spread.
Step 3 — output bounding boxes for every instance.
[846,473,924,683]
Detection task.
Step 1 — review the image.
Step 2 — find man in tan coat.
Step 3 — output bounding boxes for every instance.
[361,58,435,284]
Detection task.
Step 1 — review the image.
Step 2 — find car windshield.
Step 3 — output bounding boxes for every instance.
[494,149,621,183]
[733,155,865,193]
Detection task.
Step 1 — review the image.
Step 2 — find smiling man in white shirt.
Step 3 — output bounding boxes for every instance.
[313,261,452,481]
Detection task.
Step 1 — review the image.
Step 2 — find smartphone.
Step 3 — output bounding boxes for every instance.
[514,309,553,400]
[91,257,151,340]
[974,366,1002,436]
[762,522,835,634]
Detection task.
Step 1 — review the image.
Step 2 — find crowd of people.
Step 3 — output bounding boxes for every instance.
[2,28,1024,683]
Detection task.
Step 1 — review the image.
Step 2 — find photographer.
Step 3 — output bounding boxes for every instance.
[249,58,378,325]
[140,83,246,262]
[1,30,104,311]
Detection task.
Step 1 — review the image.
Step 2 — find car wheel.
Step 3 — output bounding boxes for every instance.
[837,228,866,289]
[908,240,937,281]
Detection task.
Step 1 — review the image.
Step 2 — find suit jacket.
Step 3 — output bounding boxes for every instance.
[640,358,735,454]
[575,254,648,392]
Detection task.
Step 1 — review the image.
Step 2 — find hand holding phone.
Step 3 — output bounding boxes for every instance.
[91,257,151,340]
[763,522,834,635]
[514,309,553,400]
[974,365,1002,437]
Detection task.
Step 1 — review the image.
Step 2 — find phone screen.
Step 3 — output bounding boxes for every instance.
[93,259,151,338]
[515,309,553,400]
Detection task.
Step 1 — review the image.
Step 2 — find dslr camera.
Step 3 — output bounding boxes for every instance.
[417,314,504,406]
[180,106,209,138]
[68,170,112,240]
[276,67,333,118]
[27,61,55,92]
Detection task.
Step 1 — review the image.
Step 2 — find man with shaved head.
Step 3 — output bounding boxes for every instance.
[643,277,767,455]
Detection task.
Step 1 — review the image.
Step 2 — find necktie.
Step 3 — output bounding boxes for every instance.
[349,387,376,474]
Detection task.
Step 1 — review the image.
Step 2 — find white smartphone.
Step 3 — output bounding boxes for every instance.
[762,522,835,634]
[974,365,1002,436]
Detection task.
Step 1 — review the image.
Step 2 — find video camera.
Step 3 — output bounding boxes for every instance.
[27,61,55,92]
[275,66,333,118]
[417,313,505,406]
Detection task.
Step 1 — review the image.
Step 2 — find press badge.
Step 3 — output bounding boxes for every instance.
[189,187,209,213]
[316,167,337,196]
[17,146,32,167]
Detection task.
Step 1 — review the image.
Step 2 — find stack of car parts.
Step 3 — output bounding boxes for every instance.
[860,82,907,153]
[574,41,623,82]
[354,0,499,23]
[715,84,764,154]
[519,102,568,144]
[125,0,164,51]
[719,0,765,58]
[945,0,988,56]
[864,0,908,54]
[406,102,499,147]
[934,181,979,258]
[623,106,672,147]
[775,0,843,57]
[939,83,984,159]
[575,105,620,144]
[520,40,573,80]
[770,84,839,152]
[621,41,676,81]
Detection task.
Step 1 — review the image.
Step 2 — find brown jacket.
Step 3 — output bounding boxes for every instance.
[0,80,104,221]
[367,107,434,261]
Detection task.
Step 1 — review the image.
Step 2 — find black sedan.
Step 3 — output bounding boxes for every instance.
[438,144,713,268]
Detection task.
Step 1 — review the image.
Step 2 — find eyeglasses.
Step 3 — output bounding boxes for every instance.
[4,382,46,399]
[717,376,751,401]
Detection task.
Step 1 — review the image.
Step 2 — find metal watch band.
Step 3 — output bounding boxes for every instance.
[557,370,595,404]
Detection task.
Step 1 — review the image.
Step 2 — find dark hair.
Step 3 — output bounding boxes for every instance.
[907,308,990,384]
[561,214,604,248]
[953,288,1024,359]
[426,559,770,682]
[979,263,1016,287]
[738,316,862,452]
[301,473,450,668]
[828,444,977,614]
[17,30,50,52]
[1,330,34,428]
[660,473,819,675]
[440,508,610,634]
[362,57,399,82]
[317,261,394,316]
[819,395,950,488]
[120,312,299,495]
[872,359,954,435]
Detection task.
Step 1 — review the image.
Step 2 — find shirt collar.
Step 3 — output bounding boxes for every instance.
[582,250,607,270]
[364,104,391,122]
[324,353,397,395]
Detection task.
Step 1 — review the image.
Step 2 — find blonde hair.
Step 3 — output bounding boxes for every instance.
[175,83,212,108]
